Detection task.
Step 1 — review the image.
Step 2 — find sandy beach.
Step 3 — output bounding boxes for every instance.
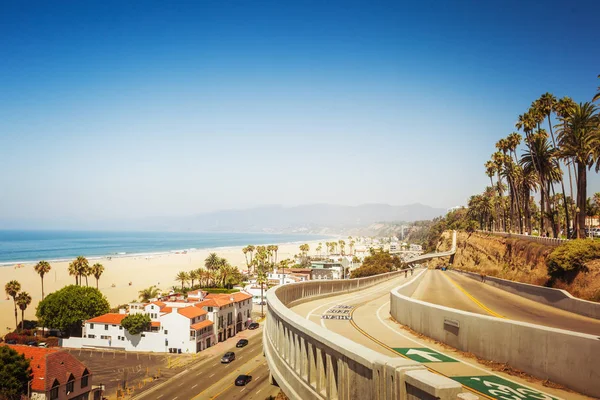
[0,240,323,336]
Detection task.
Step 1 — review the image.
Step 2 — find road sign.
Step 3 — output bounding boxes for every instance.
[452,375,559,400]
[393,348,456,363]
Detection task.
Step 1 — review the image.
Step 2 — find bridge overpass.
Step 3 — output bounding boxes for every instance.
[264,231,600,399]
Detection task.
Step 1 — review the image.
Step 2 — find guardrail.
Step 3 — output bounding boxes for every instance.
[264,235,464,400]
[390,271,600,398]
[476,230,567,246]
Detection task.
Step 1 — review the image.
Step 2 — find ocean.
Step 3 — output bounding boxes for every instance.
[0,230,328,265]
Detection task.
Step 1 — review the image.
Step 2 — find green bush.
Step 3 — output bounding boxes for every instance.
[121,314,151,335]
[201,288,240,294]
[546,239,600,278]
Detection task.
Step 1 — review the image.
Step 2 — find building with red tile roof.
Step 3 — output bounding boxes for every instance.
[86,313,127,325]
[6,344,102,399]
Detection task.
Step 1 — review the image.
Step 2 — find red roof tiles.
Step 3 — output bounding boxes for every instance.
[190,319,213,330]
[177,306,207,319]
[6,345,89,392]
[86,313,127,325]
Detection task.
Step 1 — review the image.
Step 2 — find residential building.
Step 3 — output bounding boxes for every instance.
[6,344,102,400]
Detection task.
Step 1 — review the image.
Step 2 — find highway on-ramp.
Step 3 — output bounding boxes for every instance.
[290,270,592,400]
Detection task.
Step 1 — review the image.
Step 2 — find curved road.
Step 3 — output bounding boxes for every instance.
[415,270,600,336]
[290,270,592,400]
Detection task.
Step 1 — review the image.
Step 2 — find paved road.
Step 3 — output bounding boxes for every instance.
[135,332,278,400]
[290,270,591,400]
[416,270,600,336]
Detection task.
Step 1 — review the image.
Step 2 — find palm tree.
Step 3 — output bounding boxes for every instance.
[272,245,279,265]
[316,243,322,257]
[91,263,105,289]
[557,102,600,238]
[593,75,600,103]
[243,245,255,270]
[256,269,268,317]
[205,253,221,273]
[279,259,292,276]
[189,269,199,288]
[338,240,346,255]
[71,256,89,286]
[175,271,189,290]
[16,291,32,331]
[68,261,79,285]
[5,280,21,331]
[138,286,161,302]
[34,261,51,300]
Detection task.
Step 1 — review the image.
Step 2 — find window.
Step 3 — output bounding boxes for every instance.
[81,369,89,388]
[121,336,125,341]
[66,374,75,393]
[50,380,59,400]
[90,323,94,329]
[88,334,96,339]
[164,330,168,335]
[104,324,108,331]
[119,326,123,330]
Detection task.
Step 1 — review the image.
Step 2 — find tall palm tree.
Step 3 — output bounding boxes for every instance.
[138,286,160,302]
[71,256,89,286]
[338,240,346,255]
[557,102,600,238]
[189,269,199,288]
[91,263,105,289]
[16,291,32,331]
[34,261,51,300]
[256,269,268,318]
[175,271,189,290]
[68,261,78,285]
[5,280,21,331]
[349,240,355,255]
[316,243,322,257]
[593,75,600,103]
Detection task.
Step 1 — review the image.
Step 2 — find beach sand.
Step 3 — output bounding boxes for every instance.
[0,240,323,336]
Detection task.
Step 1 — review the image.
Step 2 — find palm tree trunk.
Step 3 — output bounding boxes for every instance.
[41,277,45,300]
[21,309,25,331]
[260,283,264,318]
[96,278,99,290]
[13,300,18,331]
[577,161,587,238]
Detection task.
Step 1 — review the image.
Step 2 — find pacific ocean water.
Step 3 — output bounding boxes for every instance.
[0,230,328,265]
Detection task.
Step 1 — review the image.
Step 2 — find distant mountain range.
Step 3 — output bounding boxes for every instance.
[1,203,446,233]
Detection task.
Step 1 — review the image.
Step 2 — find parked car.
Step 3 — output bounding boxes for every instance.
[248,322,259,330]
[26,341,38,346]
[236,339,248,348]
[235,375,252,386]
[38,342,48,348]
[5,339,17,344]
[221,351,235,363]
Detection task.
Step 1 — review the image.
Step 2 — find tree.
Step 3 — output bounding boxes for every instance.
[593,75,600,103]
[350,251,403,278]
[279,259,292,276]
[16,291,32,331]
[205,253,221,272]
[70,256,89,286]
[5,280,21,331]
[34,261,51,300]
[90,263,105,289]
[0,346,32,400]
[138,286,160,302]
[189,269,199,288]
[557,102,600,238]
[121,313,151,335]
[175,271,189,290]
[68,261,79,285]
[316,243,322,257]
[338,240,346,255]
[256,269,268,318]
[36,285,110,336]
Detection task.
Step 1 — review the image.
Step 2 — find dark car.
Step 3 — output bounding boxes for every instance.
[235,375,252,386]
[236,339,248,348]
[5,339,17,344]
[248,322,259,330]
[26,341,38,346]
[221,352,235,363]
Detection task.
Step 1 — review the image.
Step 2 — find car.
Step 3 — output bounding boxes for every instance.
[236,339,248,348]
[38,342,48,348]
[248,322,259,330]
[26,341,38,346]
[221,352,235,363]
[5,339,17,344]
[235,375,252,386]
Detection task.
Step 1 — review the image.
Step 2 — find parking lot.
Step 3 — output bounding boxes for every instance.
[66,348,201,399]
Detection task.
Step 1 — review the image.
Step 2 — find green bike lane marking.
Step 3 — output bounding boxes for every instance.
[393,347,457,363]
[453,376,560,400]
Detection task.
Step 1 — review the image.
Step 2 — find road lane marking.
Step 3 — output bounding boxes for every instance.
[209,373,215,378]
[441,273,506,319]
[157,396,163,399]
[178,382,184,386]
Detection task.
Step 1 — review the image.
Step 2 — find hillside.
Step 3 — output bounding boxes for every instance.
[434,231,600,302]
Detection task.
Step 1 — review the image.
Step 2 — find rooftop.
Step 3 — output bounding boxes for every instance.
[86,313,127,325]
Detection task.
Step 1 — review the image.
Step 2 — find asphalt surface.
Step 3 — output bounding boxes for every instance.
[134,334,278,400]
[289,269,591,400]
[416,270,600,336]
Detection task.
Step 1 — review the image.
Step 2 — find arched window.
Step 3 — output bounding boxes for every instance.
[66,373,75,393]
[50,379,60,400]
[81,368,90,388]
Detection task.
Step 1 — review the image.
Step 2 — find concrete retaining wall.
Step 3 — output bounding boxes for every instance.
[453,269,600,320]
[390,271,600,398]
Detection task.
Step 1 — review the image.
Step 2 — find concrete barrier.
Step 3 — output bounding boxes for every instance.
[265,265,465,399]
[476,230,567,246]
[452,269,600,320]
[390,271,600,398]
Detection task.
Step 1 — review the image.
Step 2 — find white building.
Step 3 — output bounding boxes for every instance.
[61,291,253,353]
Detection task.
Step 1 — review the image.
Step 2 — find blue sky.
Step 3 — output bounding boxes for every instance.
[1,1,599,223]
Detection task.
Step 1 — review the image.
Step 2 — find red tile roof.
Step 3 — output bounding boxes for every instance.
[86,313,127,325]
[161,307,173,314]
[151,321,160,327]
[151,301,166,308]
[204,294,234,306]
[230,292,253,302]
[177,306,207,319]
[6,345,89,392]
[190,319,213,330]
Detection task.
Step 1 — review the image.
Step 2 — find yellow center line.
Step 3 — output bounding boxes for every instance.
[441,273,506,319]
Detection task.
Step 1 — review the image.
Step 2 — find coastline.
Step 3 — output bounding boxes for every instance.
[0,238,328,336]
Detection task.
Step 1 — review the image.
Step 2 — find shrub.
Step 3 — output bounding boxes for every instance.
[121,314,151,335]
[201,288,240,294]
[546,239,600,279]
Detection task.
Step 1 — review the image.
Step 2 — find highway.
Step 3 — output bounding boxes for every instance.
[414,270,600,336]
[134,331,279,400]
[290,270,592,400]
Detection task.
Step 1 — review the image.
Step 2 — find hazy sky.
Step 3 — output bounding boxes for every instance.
[1,1,599,222]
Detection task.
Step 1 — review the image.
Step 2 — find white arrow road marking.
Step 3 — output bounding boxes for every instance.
[406,349,442,362]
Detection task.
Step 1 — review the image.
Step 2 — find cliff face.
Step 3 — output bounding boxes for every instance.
[437,231,600,302]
